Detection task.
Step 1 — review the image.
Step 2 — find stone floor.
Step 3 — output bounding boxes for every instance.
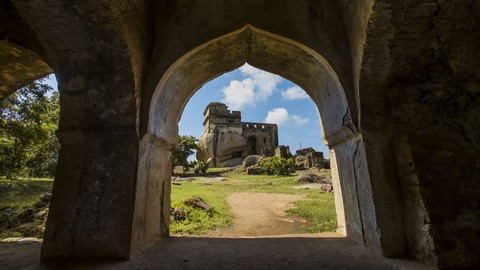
[2,235,436,270]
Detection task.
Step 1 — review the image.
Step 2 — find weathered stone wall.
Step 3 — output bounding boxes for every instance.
[141,0,355,137]
[0,0,52,99]
[394,136,437,265]
[203,102,242,132]
[109,0,153,135]
[242,122,278,155]
[0,40,52,99]
[361,0,480,267]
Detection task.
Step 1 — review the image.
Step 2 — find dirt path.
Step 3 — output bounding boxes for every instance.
[206,192,309,237]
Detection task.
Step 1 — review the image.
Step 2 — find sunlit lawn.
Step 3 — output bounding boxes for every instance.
[171,171,337,234]
[0,172,337,238]
[0,178,53,209]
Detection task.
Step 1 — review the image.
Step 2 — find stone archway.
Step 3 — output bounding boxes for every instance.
[2,1,478,267]
[133,25,381,257]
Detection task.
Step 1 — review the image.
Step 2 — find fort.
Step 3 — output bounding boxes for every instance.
[197,102,278,167]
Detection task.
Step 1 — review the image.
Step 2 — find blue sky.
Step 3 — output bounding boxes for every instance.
[44,64,329,157]
[43,75,58,91]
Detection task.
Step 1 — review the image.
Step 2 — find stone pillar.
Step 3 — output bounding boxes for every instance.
[327,131,382,255]
[329,149,346,235]
[11,0,143,259]
[361,130,406,257]
[394,135,437,265]
[42,129,139,260]
[130,133,173,257]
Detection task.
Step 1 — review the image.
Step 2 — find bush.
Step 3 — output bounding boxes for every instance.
[194,161,208,174]
[259,156,294,176]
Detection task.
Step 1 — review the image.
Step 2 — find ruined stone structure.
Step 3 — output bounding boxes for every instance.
[1,1,479,268]
[296,147,325,168]
[197,102,278,167]
[275,145,292,159]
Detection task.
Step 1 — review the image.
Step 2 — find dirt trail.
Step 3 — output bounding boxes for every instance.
[206,192,309,237]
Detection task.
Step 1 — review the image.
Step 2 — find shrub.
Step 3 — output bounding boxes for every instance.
[259,156,294,176]
[194,161,208,174]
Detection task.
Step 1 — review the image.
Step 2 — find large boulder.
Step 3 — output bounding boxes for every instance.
[295,155,308,167]
[197,131,246,167]
[216,155,233,162]
[295,173,332,184]
[219,157,243,167]
[295,173,321,183]
[197,133,215,161]
[215,132,245,156]
[242,155,262,167]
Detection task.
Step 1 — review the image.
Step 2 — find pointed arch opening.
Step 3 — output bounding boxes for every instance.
[133,25,379,255]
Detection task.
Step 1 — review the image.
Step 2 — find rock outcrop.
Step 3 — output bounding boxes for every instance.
[197,131,246,167]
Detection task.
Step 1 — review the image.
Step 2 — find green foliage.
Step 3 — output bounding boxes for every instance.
[0,81,60,179]
[172,135,199,169]
[194,160,208,174]
[189,160,198,168]
[259,156,294,176]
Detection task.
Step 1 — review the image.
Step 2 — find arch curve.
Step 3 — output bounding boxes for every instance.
[147,25,356,147]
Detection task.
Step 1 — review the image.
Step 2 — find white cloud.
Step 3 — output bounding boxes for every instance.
[265,108,310,127]
[281,86,309,101]
[265,108,290,127]
[221,79,255,110]
[291,115,311,125]
[222,64,282,110]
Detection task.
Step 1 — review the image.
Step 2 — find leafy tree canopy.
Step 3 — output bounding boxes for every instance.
[172,135,199,168]
[0,80,60,179]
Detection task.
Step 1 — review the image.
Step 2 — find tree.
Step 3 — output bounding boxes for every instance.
[172,135,199,169]
[25,91,60,177]
[0,81,60,178]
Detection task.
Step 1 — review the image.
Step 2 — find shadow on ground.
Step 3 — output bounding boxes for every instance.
[2,236,435,270]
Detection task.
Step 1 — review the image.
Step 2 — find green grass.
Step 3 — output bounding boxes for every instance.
[171,183,233,235]
[206,167,230,173]
[286,192,337,232]
[0,178,53,239]
[0,172,338,238]
[170,171,337,234]
[0,178,53,208]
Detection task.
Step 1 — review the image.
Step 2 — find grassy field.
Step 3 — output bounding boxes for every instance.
[0,170,337,238]
[171,170,337,234]
[0,178,53,238]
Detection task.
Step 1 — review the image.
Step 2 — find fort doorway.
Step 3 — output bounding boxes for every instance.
[247,136,257,155]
